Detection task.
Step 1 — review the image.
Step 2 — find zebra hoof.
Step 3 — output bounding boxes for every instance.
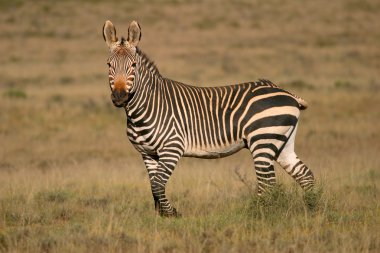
[160,208,181,218]
[304,188,322,211]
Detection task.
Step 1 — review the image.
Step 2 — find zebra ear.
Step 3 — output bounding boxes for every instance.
[103,20,118,49]
[127,21,141,47]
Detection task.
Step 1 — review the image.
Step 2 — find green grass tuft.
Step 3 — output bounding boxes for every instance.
[247,185,305,221]
[3,89,27,99]
[334,80,357,90]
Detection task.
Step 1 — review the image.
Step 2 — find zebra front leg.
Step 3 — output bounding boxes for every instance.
[150,151,182,217]
[142,154,160,213]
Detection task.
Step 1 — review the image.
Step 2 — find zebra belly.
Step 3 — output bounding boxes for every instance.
[183,141,246,159]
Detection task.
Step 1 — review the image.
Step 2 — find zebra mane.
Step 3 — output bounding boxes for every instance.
[120,37,127,46]
[136,48,161,77]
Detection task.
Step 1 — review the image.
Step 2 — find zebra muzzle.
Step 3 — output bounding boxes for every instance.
[111,89,129,107]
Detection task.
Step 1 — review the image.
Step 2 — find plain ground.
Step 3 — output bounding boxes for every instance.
[0,0,379,252]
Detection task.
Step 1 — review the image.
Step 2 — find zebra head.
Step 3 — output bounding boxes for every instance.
[103,20,141,108]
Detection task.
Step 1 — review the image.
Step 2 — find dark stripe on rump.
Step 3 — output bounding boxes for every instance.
[251,86,286,97]
[245,115,298,135]
[249,133,288,143]
[250,95,299,115]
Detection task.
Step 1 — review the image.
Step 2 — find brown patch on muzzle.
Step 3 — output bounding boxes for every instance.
[114,76,126,91]
[111,75,129,107]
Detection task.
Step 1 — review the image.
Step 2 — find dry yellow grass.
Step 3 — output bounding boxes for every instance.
[0,0,380,252]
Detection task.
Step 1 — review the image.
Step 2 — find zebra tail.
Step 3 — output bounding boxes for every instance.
[295,96,308,110]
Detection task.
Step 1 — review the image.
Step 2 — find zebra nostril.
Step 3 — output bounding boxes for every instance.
[119,89,127,98]
[113,89,127,100]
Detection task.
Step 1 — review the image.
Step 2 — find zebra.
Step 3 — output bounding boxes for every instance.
[102,20,315,217]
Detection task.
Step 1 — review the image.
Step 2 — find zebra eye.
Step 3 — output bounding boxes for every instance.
[107,62,111,67]
[131,62,136,68]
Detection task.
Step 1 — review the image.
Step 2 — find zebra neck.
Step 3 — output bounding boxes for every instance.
[127,64,167,120]
[130,49,164,97]
[136,48,161,78]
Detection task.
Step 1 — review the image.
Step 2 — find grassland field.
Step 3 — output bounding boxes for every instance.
[0,0,379,252]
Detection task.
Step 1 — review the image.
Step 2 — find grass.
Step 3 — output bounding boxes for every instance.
[334,80,357,90]
[0,169,378,252]
[2,89,27,99]
[0,0,379,252]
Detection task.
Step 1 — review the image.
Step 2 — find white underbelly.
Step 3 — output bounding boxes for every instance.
[183,141,246,159]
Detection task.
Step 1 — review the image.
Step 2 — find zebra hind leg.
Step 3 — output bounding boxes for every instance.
[277,125,315,192]
[278,153,315,191]
[277,146,318,210]
[249,143,277,195]
[254,159,277,196]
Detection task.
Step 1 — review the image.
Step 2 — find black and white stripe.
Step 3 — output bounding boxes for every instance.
[103,20,315,216]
